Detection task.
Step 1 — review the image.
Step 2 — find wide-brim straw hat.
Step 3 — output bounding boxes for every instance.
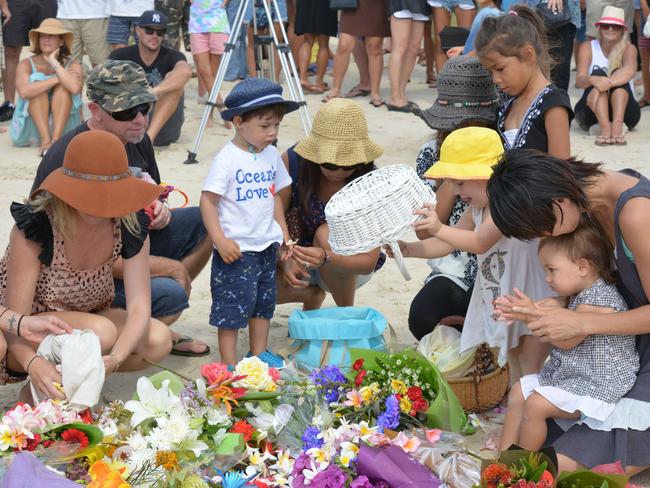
[424,127,504,180]
[34,131,163,218]
[417,55,499,132]
[29,18,73,53]
[294,98,383,166]
[595,6,626,29]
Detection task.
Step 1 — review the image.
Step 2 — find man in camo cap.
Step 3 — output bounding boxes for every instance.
[30,58,213,358]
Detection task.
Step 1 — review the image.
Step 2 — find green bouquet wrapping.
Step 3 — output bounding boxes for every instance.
[556,470,628,488]
[349,348,471,433]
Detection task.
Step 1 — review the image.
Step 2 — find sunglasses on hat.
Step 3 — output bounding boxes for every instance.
[143,27,165,37]
[105,102,153,122]
[321,162,367,171]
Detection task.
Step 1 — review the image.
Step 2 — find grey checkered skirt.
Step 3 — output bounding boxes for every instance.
[537,279,639,404]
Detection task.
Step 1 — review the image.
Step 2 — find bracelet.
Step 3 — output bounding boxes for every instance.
[320,248,331,267]
[26,355,42,374]
[16,315,24,337]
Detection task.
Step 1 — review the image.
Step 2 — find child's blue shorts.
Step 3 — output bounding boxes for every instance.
[209,244,278,329]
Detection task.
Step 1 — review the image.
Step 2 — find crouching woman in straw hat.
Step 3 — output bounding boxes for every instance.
[278,99,385,308]
[0,130,172,401]
[10,18,83,156]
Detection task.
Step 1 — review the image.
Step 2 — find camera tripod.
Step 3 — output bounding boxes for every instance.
[183,0,310,165]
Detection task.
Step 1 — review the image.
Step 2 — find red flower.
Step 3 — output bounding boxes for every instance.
[79,408,94,424]
[268,368,281,382]
[41,440,54,448]
[352,359,365,371]
[19,433,42,452]
[354,370,367,387]
[482,463,511,483]
[61,428,89,448]
[407,386,423,401]
[538,470,554,487]
[410,398,429,413]
[230,420,255,442]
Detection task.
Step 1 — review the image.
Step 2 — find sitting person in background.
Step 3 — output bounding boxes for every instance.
[446,0,502,57]
[10,19,83,156]
[574,6,639,145]
[109,10,192,146]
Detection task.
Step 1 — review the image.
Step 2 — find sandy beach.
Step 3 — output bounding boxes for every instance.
[0,53,649,475]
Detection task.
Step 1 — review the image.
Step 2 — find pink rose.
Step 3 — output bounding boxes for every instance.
[201,362,230,385]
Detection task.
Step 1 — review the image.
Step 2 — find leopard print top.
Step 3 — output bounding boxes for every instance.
[0,209,122,314]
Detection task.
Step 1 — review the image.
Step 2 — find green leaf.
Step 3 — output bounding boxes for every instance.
[556,470,628,488]
[213,433,245,455]
[239,391,280,401]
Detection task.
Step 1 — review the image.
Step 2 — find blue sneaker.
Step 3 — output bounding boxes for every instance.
[247,350,285,369]
[227,364,235,372]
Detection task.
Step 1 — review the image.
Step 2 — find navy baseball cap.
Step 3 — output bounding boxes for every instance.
[137,10,167,29]
[221,78,302,121]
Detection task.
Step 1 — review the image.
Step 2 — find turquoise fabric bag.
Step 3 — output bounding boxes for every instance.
[287,307,390,370]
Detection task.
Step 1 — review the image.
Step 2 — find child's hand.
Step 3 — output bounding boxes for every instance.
[384,240,410,258]
[413,202,443,235]
[494,288,535,324]
[216,238,242,264]
[279,239,295,261]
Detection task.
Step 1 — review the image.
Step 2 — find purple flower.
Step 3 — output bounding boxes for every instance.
[311,465,347,488]
[311,365,347,403]
[291,453,312,478]
[301,426,324,451]
[351,476,389,488]
[377,395,400,431]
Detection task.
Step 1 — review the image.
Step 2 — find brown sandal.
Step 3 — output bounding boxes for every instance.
[594,135,612,146]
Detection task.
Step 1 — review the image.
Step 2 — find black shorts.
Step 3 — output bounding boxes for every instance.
[3,0,57,47]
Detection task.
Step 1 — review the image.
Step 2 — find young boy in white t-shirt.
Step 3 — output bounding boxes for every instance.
[200,78,300,368]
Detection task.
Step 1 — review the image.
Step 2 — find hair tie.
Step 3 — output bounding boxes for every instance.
[508,10,518,15]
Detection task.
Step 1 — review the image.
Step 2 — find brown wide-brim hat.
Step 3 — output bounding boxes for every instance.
[34,131,163,218]
[294,98,383,166]
[29,18,74,53]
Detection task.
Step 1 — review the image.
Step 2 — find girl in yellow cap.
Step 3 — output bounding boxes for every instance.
[393,126,550,383]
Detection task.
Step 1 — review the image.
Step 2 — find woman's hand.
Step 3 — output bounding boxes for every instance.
[413,203,443,235]
[20,315,73,343]
[384,240,410,259]
[446,46,464,58]
[103,355,120,375]
[513,304,584,342]
[292,245,327,269]
[282,258,310,288]
[28,356,65,400]
[591,76,612,93]
[45,48,62,70]
[547,0,564,12]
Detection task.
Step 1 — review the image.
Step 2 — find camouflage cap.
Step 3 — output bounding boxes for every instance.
[86,60,157,112]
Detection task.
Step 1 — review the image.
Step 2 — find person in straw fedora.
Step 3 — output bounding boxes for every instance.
[279,98,385,308]
[574,5,640,146]
[0,130,173,401]
[10,18,83,156]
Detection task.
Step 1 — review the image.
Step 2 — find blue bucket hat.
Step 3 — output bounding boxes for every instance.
[221,77,302,121]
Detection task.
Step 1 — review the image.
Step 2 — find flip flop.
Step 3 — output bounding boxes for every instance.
[171,335,211,357]
[369,98,386,108]
[639,99,650,108]
[612,135,627,146]
[386,103,413,113]
[344,85,370,98]
[594,135,612,146]
[301,82,324,94]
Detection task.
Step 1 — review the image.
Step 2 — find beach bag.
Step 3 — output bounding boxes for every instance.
[329,0,357,10]
[537,2,572,29]
[287,307,390,370]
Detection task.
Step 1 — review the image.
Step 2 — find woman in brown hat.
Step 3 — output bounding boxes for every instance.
[10,18,83,156]
[0,130,172,401]
[278,99,384,308]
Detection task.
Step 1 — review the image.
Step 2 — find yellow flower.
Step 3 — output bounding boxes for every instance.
[233,357,276,391]
[391,379,407,395]
[155,450,180,472]
[369,382,380,394]
[359,386,373,404]
[399,396,412,414]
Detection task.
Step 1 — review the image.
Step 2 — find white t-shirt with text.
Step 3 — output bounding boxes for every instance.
[202,142,292,252]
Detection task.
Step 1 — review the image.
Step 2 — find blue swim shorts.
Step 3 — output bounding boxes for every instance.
[209,244,278,330]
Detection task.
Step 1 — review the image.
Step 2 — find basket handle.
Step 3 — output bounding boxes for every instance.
[387,241,411,281]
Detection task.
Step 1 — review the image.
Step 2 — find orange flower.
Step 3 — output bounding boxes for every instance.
[88,460,130,488]
[155,450,180,471]
[207,375,247,414]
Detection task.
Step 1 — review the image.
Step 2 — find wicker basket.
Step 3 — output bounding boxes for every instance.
[325,165,436,280]
[447,344,509,413]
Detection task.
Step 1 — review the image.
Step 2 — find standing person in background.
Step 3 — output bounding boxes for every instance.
[155,0,186,50]
[636,0,650,107]
[295,0,338,95]
[387,0,430,112]
[326,0,390,106]
[0,0,57,123]
[224,0,249,82]
[429,0,476,74]
[57,0,110,67]
[106,0,154,50]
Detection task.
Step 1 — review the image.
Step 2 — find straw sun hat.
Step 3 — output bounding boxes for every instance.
[35,131,163,218]
[424,127,504,180]
[29,18,74,53]
[595,6,626,29]
[294,99,383,166]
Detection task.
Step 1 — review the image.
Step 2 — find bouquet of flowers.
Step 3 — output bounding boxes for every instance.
[478,449,558,488]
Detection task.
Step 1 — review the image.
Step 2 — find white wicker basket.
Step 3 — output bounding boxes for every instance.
[325,164,437,280]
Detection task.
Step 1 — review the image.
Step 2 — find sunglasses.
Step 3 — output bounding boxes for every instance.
[143,27,165,37]
[105,102,152,122]
[321,162,366,171]
[599,23,625,31]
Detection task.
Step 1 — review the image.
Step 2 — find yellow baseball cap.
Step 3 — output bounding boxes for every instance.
[424,127,504,180]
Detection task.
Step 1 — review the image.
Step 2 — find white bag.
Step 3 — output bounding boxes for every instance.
[644,19,650,38]
[417,325,476,379]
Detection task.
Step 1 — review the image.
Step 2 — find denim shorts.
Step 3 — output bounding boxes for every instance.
[244,0,288,26]
[107,15,140,45]
[112,206,207,318]
[428,0,475,12]
[209,245,278,329]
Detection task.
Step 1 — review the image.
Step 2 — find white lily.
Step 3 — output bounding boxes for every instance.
[179,429,209,457]
[124,377,181,426]
[248,404,295,435]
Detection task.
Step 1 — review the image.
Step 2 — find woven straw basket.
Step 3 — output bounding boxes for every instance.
[448,344,509,413]
[325,165,436,280]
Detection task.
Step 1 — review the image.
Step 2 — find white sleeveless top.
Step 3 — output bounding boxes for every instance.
[460,206,551,366]
[589,39,633,90]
